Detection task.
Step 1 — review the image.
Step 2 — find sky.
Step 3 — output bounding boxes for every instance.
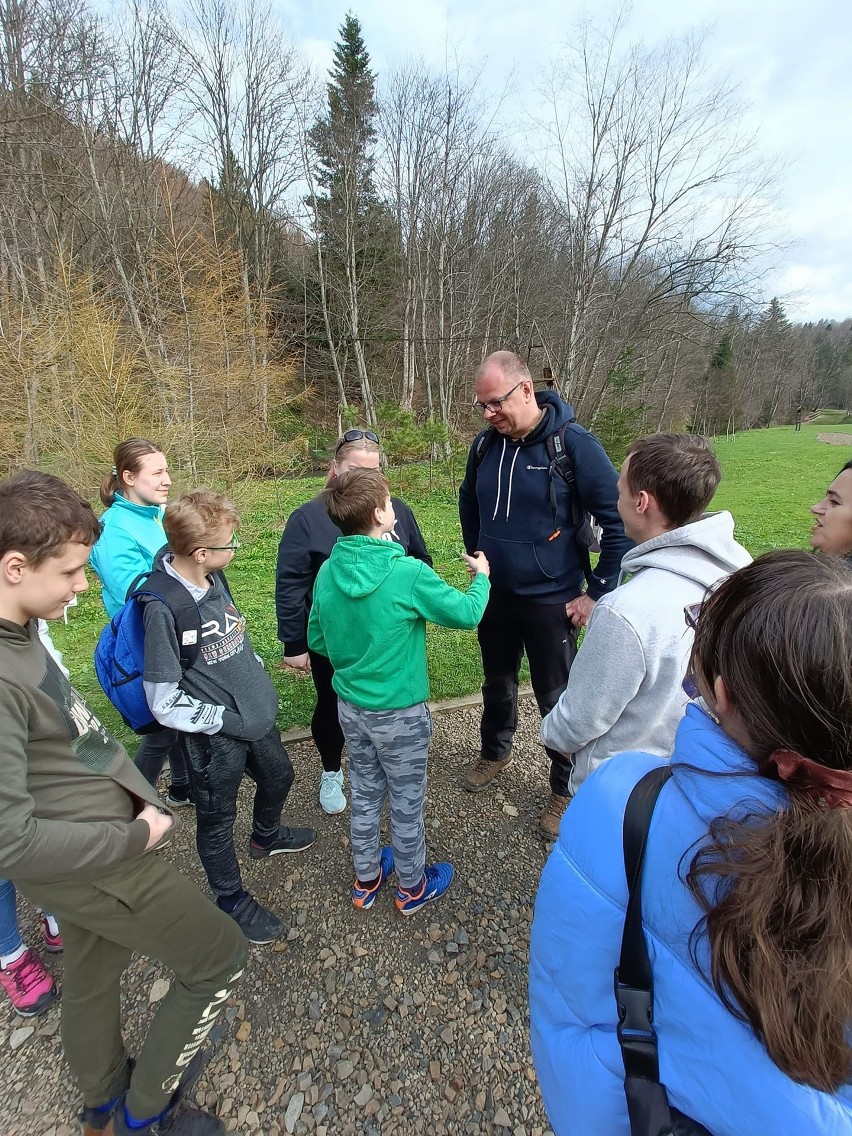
[277,0,852,325]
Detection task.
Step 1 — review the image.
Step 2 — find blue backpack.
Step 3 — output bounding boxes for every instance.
[94,569,206,733]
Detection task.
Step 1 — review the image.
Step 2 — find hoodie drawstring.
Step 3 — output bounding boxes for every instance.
[490,438,523,523]
[505,448,521,521]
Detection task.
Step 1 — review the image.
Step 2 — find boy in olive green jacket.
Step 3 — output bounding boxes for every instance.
[0,470,245,1136]
[308,468,490,916]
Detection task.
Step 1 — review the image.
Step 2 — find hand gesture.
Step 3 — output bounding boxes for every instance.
[462,551,490,579]
[565,594,596,628]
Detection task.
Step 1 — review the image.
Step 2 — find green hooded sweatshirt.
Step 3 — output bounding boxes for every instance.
[308,536,489,711]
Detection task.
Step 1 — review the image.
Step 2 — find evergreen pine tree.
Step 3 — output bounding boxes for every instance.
[307,12,384,422]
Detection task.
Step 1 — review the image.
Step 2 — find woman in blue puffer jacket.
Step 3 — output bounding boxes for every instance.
[90,437,190,804]
[529,550,852,1135]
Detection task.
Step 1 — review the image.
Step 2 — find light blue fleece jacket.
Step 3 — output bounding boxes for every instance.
[529,704,852,1135]
[90,494,167,617]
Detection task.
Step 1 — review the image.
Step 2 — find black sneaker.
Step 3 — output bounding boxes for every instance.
[249,825,316,859]
[224,893,282,944]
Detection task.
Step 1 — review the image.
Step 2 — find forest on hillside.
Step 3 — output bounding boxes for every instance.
[1,0,850,486]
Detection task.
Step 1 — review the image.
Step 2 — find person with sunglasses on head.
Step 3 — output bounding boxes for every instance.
[540,433,750,805]
[140,491,315,946]
[90,438,192,807]
[530,550,852,1135]
[276,429,432,816]
[810,459,852,560]
[458,351,633,837]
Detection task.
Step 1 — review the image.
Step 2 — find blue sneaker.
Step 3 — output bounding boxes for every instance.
[394,862,454,916]
[352,847,395,910]
[319,769,347,815]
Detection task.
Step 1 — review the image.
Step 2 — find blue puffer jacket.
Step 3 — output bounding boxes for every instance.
[529,704,852,1135]
[90,494,167,617]
[458,392,631,601]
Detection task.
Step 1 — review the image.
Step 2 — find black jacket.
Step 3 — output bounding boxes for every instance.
[458,392,632,602]
[275,493,432,654]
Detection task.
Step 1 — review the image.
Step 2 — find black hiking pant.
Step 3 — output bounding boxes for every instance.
[477,593,578,795]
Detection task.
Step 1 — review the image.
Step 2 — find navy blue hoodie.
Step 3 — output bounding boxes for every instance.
[458,392,632,602]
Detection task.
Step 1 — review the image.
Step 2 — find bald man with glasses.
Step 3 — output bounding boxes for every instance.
[458,351,632,838]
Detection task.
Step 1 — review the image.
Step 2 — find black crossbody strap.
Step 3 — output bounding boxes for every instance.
[615,766,673,1083]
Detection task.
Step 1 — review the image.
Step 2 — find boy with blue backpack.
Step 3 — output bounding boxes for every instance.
[128,490,315,946]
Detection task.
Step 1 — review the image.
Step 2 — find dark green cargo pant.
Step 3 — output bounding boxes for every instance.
[20,851,247,1121]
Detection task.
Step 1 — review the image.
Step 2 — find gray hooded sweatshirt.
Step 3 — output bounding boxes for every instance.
[540,510,751,791]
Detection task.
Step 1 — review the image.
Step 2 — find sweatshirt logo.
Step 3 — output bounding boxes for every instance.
[526,465,548,471]
[200,604,246,665]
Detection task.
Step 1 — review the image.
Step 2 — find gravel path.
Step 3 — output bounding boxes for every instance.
[3,700,557,1136]
[817,432,852,445]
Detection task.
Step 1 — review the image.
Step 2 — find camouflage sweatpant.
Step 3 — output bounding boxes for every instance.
[337,698,432,890]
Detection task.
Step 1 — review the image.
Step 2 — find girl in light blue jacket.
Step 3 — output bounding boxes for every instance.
[530,550,852,1136]
[90,438,190,804]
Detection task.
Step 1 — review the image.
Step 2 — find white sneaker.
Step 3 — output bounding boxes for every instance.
[319,769,347,815]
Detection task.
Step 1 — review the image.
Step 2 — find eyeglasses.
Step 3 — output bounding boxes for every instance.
[190,535,241,554]
[335,429,380,455]
[684,602,702,631]
[682,602,704,702]
[473,381,524,414]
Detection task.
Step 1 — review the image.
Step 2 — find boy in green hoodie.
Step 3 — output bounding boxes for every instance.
[307,468,490,915]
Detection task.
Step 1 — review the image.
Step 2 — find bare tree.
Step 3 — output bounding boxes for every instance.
[537,17,776,418]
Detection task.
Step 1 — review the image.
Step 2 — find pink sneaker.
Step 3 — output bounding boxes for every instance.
[40,914,63,953]
[0,948,59,1017]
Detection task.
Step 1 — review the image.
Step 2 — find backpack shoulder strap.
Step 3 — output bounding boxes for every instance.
[547,420,581,486]
[474,427,497,466]
[214,568,233,604]
[130,570,203,669]
[615,765,673,1084]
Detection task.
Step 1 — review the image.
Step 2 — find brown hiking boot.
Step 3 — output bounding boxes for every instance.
[539,792,571,839]
[462,753,513,792]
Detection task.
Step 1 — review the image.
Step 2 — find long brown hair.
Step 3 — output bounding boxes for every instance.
[99,437,162,507]
[687,550,852,1090]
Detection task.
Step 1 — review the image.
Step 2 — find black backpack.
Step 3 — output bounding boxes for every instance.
[616,767,713,1136]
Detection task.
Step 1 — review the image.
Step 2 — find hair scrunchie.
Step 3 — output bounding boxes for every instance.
[769,749,852,809]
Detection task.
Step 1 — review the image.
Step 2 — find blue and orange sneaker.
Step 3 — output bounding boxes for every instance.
[394,862,454,916]
[352,847,395,910]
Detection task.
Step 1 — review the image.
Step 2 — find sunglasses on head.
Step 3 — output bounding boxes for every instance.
[335,429,380,455]
[684,602,702,631]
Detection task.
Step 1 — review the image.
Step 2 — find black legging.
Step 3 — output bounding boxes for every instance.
[308,649,344,773]
[134,728,190,790]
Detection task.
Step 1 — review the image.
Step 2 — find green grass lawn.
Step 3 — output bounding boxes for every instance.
[49,421,852,748]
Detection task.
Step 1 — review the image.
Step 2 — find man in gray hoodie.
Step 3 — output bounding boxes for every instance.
[540,433,751,804]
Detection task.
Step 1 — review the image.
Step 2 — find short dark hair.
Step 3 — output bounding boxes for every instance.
[625,433,721,527]
[0,470,101,566]
[322,469,390,536]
